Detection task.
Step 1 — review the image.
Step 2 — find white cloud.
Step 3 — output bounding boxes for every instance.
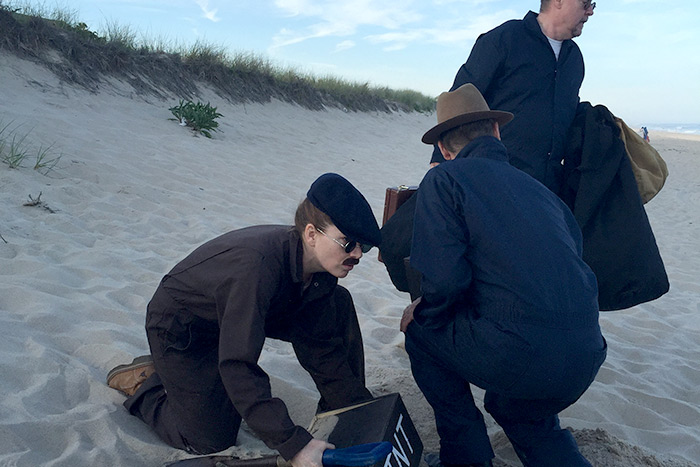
[363,8,515,51]
[270,0,423,49]
[274,0,421,27]
[432,0,501,4]
[365,30,427,51]
[334,40,355,52]
[270,1,517,52]
[195,0,220,22]
[270,27,328,49]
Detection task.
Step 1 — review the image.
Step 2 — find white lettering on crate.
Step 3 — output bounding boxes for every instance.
[383,414,415,467]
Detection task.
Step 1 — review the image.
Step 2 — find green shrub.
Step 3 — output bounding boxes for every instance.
[169,100,223,138]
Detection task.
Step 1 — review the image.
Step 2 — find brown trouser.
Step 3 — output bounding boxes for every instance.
[124,285,367,455]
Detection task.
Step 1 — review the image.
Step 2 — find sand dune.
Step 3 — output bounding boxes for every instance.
[1,51,699,466]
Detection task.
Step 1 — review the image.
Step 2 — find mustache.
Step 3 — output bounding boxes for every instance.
[343,258,360,266]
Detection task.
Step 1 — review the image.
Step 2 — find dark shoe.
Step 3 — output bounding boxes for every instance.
[424,452,493,467]
[107,355,155,397]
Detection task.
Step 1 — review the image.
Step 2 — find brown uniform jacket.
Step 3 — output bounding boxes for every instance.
[159,225,370,459]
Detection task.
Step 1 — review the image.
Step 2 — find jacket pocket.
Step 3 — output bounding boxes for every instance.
[163,316,194,352]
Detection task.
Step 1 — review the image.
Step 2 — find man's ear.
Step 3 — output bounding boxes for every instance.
[437,141,455,160]
[304,224,317,246]
[493,121,501,140]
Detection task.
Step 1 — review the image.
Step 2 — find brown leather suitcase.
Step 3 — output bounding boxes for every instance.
[382,185,418,226]
[379,185,417,262]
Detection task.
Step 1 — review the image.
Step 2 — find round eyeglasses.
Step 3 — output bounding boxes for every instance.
[316,227,372,253]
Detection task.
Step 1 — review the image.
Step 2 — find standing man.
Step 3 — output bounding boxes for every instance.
[430,0,596,194]
[403,84,606,466]
[107,173,381,467]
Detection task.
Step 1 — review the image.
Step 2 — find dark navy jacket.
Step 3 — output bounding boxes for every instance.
[431,11,584,193]
[562,103,669,310]
[413,136,599,330]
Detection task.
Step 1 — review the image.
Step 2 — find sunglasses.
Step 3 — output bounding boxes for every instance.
[316,227,372,253]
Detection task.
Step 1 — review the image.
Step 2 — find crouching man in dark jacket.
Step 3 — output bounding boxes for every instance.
[401,84,606,467]
[106,173,381,467]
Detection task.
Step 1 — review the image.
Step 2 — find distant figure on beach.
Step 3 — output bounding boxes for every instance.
[401,84,607,467]
[429,0,595,195]
[106,173,381,467]
[642,126,650,142]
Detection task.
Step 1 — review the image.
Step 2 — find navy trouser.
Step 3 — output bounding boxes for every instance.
[405,311,606,466]
[124,285,368,455]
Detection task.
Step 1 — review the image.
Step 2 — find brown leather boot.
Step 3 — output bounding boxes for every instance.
[107,355,155,397]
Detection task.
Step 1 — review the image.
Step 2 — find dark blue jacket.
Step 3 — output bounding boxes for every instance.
[562,103,669,310]
[413,136,599,330]
[431,11,584,194]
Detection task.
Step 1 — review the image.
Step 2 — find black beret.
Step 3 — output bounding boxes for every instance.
[307,173,381,247]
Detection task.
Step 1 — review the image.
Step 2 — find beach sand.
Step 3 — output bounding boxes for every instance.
[1,51,699,466]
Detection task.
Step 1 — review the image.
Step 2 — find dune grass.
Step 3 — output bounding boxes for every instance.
[0,1,436,113]
[0,120,62,174]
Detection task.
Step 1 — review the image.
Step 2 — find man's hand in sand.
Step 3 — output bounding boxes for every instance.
[291,439,335,467]
[400,297,421,333]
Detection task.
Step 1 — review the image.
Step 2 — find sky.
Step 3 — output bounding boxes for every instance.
[24,0,700,124]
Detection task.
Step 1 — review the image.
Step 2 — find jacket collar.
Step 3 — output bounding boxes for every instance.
[524,10,543,37]
[456,135,509,163]
[524,10,575,58]
[288,228,305,284]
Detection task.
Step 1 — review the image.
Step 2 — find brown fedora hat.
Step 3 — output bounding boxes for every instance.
[422,83,514,144]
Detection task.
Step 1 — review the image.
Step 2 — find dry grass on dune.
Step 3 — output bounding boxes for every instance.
[0,4,435,113]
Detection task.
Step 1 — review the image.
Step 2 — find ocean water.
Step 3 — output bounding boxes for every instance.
[641,123,700,135]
